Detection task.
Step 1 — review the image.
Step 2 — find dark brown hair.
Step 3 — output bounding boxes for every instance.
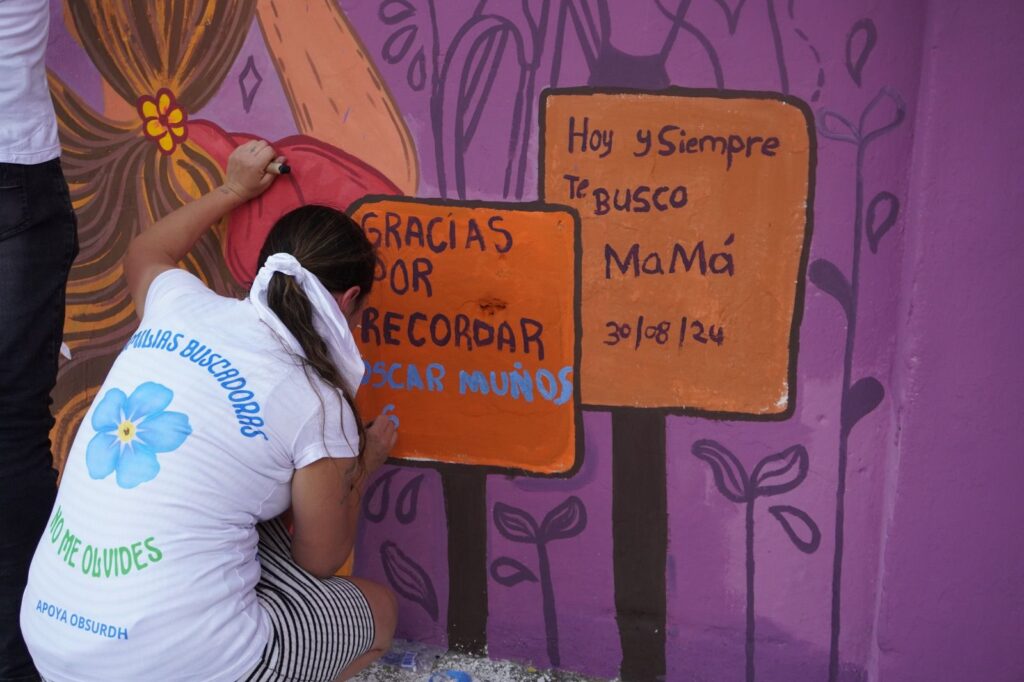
[257,204,376,458]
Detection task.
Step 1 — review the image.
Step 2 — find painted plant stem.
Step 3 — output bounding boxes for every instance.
[815,82,905,681]
[491,496,588,669]
[765,0,789,94]
[692,440,820,682]
[746,496,756,682]
[536,541,560,666]
[827,136,865,682]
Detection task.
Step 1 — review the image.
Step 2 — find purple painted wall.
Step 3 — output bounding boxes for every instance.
[44,0,1022,680]
[874,2,1024,681]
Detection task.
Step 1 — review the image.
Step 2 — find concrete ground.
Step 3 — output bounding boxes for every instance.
[353,641,612,681]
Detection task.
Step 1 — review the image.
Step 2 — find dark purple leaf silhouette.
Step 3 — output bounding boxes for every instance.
[396,474,424,525]
[866,191,900,254]
[751,445,809,497]
[408,48,427,91]
[809,258,852,319]
[490,557,539,587]
[859,88,906,145]
[845,18,877,87]
[769,505,821,553]
[711,0,749,34]
[493,503,540,543]
[692,439,750,503]
[817,110,860,145]
[381,541,439,621]
[539,496,587,542]
[842,377,885,434]
[383,24,418,64]
[363,468,399,523]
[379,0,415,25]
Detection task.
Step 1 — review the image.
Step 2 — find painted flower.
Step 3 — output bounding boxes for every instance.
[137,88,188,154]
[86,382,191,489]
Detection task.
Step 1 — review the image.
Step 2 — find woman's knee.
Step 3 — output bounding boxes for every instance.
[349,578,397,648]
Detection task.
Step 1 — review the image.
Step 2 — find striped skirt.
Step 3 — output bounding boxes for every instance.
[239,519,376,682]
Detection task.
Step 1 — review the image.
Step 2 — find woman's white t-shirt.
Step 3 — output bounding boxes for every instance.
[21,269,361,682]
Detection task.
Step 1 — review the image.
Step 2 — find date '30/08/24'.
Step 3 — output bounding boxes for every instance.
[604,315,724,350]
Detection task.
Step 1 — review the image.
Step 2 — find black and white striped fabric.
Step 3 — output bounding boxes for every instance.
[238,518,376,682]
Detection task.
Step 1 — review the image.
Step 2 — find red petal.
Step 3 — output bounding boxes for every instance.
[187,121,403,287]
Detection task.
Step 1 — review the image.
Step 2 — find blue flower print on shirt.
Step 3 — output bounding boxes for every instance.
[86,382,192,489]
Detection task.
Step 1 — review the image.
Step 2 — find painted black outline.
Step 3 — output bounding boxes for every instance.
[538,85,818,422]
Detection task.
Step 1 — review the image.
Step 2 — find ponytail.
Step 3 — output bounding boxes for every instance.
[266,273,366,459]
[257,204,377,471]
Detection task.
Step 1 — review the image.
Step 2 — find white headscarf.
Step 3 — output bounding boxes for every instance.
[249,252,365,394]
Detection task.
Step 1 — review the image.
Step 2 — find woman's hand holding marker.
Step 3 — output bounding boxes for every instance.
[364,408,399,475]
[222,139,287,202]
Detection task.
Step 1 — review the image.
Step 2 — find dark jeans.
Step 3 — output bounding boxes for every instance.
[0,159,77,681]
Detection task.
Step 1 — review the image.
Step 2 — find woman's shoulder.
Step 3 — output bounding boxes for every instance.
[141,268,250,320]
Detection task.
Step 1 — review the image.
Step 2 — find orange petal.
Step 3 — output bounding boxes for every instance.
[170,125,186,139]
[140,99,158,119]
[158,132,175,152]
[145,119,166,138]
[166,107,184,125]
[158,91,172,116]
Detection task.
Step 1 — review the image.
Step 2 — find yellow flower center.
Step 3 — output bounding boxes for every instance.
[116,419,136,444]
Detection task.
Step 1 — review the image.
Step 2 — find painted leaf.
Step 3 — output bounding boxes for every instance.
[379,0,416,26]
[363,468,399,523]
[396,474,425,525]
[380,541,439,621]
[490,556,539,587]
[540,496,588,543]
[456,18,520,148]
[809,259,852,319]
[751,445,809,497]
[434,14,525,197]
[493,502,540,543]
[769,505,822,553]
[845,18,877,87]
[859,88,906,145]
[843,377,885,433]
[383,24,418,64]
[817,110,860,145]
[866,191,900,254]
[408,48,427,91]
[691,439,750,503]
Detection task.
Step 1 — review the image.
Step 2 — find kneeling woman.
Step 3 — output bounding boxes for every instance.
[21,140,398,682]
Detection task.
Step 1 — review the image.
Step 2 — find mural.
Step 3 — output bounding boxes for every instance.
[45,0,921,680]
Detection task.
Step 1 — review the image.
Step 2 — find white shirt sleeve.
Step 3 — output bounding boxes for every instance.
[144,268,214,313]
[290,383,361,469]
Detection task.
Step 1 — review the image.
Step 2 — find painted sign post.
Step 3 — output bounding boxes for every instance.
[350,197,581,652]
[542,88,815,679]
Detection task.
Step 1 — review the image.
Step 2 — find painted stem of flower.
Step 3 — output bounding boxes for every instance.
[828,139,866,682]
[746,497,756,682]
[536,539,561,667]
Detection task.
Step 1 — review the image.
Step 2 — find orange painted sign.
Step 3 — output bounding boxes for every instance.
[350,198,579,474]
[542,89,814,415]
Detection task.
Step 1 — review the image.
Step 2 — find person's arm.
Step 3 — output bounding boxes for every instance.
[290,412,397,578]
[124,139,282,316]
